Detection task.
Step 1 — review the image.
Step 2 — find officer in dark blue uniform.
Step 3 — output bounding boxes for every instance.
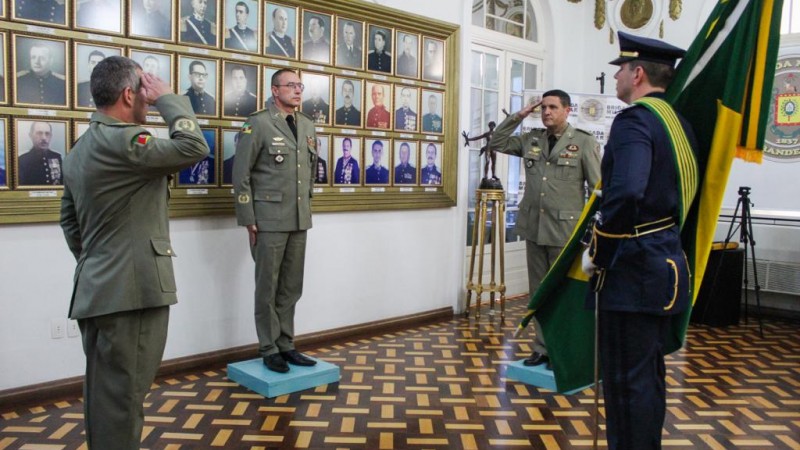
[583,32,698,450]
[367,30,391,73]
[181,0,216,46]
[184,60,216,116]
[224,2,257,52]
[16,43,67,106]
[16,0,65,24]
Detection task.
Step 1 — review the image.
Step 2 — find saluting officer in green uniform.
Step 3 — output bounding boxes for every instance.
[60,56,210,450]
[233,68,318,373]
[489,89,601,369]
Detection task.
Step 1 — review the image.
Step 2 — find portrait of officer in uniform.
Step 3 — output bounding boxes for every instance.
[14,36,68,107]
[14,0,66,26]
[364,139,390,185]
[334,77,362,127]
[395,32,419,78]
[131,51,174,113]
[130,0,173,41]
[333,136,361,185]
[422,37,444,83]
[76,0,122,34]
[367,25,392,74]
[264,3,297,59]
[15,119,68,187]
[232,68,318,374]
[223,62,259,118]
[300,72,331,125]
[420,142,442,185]
[180,56,218,117]
[393,141,417,185]
[335,19,363,70]
[394,87,418,132]
[366,81,391,130]
[76,45,122,109]
[223,0,258,53]
[314,135,329,185]
[180,0,218,47]
[421,90,443,134]
[178,128,216,185]
[301,12,331,64]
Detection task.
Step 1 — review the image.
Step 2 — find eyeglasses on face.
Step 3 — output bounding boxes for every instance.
[190,72,209,78]
[275,82,305,91]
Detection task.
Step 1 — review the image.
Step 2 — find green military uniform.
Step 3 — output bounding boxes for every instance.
[60,94,209,450]
[233,102,316,358]
[489,116,601,355]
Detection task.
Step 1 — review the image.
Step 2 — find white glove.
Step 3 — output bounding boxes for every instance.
[582,248,597,276]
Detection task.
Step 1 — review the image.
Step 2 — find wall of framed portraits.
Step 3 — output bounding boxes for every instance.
[0,0,459,224]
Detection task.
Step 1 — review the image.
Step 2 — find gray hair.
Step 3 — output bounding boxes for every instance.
[91,56,141,108]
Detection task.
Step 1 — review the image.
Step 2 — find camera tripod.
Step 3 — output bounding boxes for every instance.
[722,186,764,337]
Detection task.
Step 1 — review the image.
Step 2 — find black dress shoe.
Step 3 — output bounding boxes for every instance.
[523,352,549,367]
[263,353,289,373]
[281,350,317,366]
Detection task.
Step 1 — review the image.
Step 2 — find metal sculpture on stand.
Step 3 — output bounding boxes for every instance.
[462,121,503,190]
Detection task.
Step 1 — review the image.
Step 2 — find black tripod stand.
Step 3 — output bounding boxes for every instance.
[722,186,764,337]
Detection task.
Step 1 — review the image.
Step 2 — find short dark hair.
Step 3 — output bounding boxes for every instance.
[189,60,207,74]
[87,50,106,63]
[542,89,571,108]
[342,137,352,147]
[230,65,247,77]
[372,140,383,150]
[309,16,322,28]
[271,68,295,86]
[342,79,354,91]
[375,30,386,41]
[235,1,249,13]
[628,60,676,89]
[399,142,410,151]
[91,56,141,108]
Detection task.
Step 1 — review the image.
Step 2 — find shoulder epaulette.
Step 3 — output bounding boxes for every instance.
[574,127,593,136]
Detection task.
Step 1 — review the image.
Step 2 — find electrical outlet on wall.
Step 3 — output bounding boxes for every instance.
[67,320,79,338]
[50,318,66,339]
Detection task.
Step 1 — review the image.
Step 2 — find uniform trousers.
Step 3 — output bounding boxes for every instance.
[525,240,561,355]
[599,309,670,450]
[79,306,169,450]
[252,230,307,356]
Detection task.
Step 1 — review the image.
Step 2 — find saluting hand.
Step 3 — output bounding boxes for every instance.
[517,100,543,120]
[140,72,172,106]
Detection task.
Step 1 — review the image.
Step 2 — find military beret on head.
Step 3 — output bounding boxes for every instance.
[609,31,686,67]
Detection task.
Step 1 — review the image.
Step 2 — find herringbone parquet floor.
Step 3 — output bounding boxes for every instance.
[2,299,799,449]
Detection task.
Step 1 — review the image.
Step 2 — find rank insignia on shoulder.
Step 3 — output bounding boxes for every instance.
[275,155,285,163]
[134,134,151,146]
[175,118,196,132]
[238,193,250,204]
[241,123,253,134]
[566,144,579,152]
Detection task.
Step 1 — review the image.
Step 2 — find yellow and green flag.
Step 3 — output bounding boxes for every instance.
[518,0,784,393]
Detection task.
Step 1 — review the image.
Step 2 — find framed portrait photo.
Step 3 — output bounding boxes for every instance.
[300,10,332,65]
[73,120,90,143]
[335,18,363,70]
[0,33,8,105]
[13,35,69,108]
[131,49,175,113]
[333,76,362,128]
[420,141,443,186]
[332,136,361,186]
[74,42,123,110]
[223,0,260,53]
[420,89,444,135]
[364,138,391,186]
[300,71,331,126]
[393,140,418,185]
[75,0,123,35]
[14,118,69,188]
[129,0,175,42]
[13,0,68,28]
[366,24,392,75]
[178,128,217,186]
[395,31,420,79]
[422,36,445,83]
[222,61,260,119]
[221,128,239,185]
[178,55,219,118]
[179,0,220,48]
[365,81,392,131]
[394,86,419,132]
[313,134,330,186]
[264,2,298,59]
[0,118,8,189]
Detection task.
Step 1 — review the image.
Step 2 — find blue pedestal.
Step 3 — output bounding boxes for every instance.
[505,359,592,395]
[227,357,340,398]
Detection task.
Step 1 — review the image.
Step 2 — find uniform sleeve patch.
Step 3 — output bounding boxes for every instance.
[134,133,152,146]
[241,123,252,134]
[238,193,250,204]
[175,118,196,132]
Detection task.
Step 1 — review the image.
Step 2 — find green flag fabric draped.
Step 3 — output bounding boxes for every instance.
[517,0,783,393]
